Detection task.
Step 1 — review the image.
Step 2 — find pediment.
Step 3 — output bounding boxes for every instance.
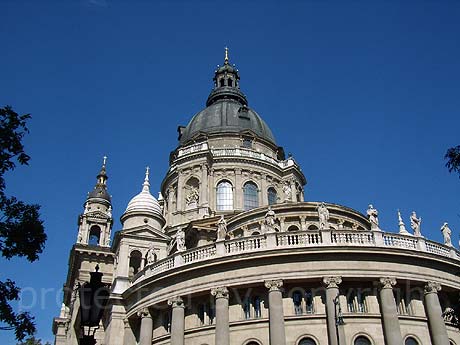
[120,225,170,241]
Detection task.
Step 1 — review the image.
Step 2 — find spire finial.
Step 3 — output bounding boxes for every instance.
[103,155,107,167]
[142,166,150,192]
[224,47,229,64]
[145,166,150,182]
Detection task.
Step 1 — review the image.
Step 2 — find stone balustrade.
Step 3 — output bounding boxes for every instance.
[173,142,295,169]
[132,229,460,284]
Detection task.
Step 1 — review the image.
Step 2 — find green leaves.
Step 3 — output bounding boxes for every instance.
[445,145,460,178]
[0,106,46,340]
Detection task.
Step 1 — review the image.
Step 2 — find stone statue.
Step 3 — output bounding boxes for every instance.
[216,215,227,241]
[410,211,422,237]
[283,183,292,202]
[176,228,186,252]
[107,205,112,218]
[185,185,199,207]
[440,222,452,247]
[146,244,157,265]
[317,202,330,229]
[264,207,276,233]
[367,204,379,230]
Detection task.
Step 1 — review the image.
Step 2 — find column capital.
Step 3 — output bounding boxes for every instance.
[136,307,151,319]
[168,296,185,308]
[379,277,397,289]
[323,276,342,289]
[424,281,442,294]
[265,279,283,292]
[211,286,229,299]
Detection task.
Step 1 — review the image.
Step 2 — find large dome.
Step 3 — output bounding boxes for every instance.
[179,52,277,146]
[179,99,276,146]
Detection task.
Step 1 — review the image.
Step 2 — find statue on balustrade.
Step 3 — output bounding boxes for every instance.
[317,202,330,229]
[217,215,227,242]
[410,211,422,237]
[441,222,452,247]
[264,207,276,233]
[367,204,380,230]
[176,228,186,252]
[146,244,157,265]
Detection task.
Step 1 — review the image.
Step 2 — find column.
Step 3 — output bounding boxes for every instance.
[211,287,230,345]
[123,318,136,345]
[137,308,153,345]
[378,277,403,345]
[323,276,342,345]
[424,282,449,345]
[290,179,296,202]
[168,296,185,345]
[235,169,242,210]
[176,171,185,212]
[200,164,209,207]
[261,174,268,206]
[264,279,286,345]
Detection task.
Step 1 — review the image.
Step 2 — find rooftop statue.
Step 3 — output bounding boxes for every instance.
[317,202,330,230]
[264,207,276,233]
[410,211,422,237]
[216,215,227,242]
[367,204,379,230]
[177,228,186,252]
[441,222,452,247]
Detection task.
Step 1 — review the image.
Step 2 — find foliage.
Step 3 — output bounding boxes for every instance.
[16,336,51,345]
[0,106,46,340]
[445,145,460,178]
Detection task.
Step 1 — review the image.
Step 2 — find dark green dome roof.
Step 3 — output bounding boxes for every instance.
[179,50,276,146]
[179,99,276,145]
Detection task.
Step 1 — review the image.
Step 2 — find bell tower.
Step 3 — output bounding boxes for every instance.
[76,157,113,247]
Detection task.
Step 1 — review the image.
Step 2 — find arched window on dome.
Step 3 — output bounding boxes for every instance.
[354,336,372,345]
[298,337,317,345]
[243,182,259,210]
[216,181,233,211]
[268,187,277,205]
[88,225,101,246]
[129,250,142,278]
[405,337,419,345]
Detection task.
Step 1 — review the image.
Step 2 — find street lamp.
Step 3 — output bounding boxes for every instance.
[333,294,345,345]
[78,265,110,345]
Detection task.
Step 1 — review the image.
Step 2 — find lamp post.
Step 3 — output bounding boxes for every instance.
[333,294,345,345]
[78,265,110,345]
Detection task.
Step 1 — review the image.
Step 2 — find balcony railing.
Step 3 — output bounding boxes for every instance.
[132,230,459,285]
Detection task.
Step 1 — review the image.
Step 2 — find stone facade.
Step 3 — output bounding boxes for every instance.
[53,54,460,345]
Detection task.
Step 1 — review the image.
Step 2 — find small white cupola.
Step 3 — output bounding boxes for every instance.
[121,167,165,230]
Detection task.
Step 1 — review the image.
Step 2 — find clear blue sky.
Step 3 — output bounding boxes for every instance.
[1,1,460,343]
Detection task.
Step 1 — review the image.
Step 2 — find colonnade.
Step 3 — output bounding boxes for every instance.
[135,277,451,345]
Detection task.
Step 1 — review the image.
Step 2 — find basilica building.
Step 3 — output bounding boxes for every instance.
[53,51,460,345]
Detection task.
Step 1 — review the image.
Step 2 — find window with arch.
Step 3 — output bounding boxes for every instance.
[129,250,142,277]
[354,336,372,345]
[216,180,233,211]
[288,225,300,232]
[88,225,101,246]
[268,187,277,205]
[299,338,317,345]
[243,181,259,210]
[246,342,261,345]
[405,337,419,345]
